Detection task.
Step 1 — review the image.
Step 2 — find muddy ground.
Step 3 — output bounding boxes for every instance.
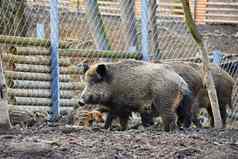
[0,124,238,159]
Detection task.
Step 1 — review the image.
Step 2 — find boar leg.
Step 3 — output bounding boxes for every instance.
[219,100,228,128]
[118,114,130,131]
[154,99,177,131]
[176,93,193,128]
[140,111,154,127]
[104,109,131,130]
[191,99,203,128]
[153,92,181,131]
[104,112,115,129]
[161,112,177,131]
[95,106,115,129]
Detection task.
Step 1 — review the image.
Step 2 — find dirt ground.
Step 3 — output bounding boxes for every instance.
[199,24,238,54]
[0,123,238,159]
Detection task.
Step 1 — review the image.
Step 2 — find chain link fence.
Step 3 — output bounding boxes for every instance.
[0,0,237,127]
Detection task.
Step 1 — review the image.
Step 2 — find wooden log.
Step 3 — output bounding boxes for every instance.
[8,46,50,56]
[12,64,51,73]
[8,46,142,59]
[7,88,75,99]
[2,54,71,66]
[9,105,73,112]
[12,64,79,74]
[0,35,74,48]
[5,71,72,82]
[58,49,142,59]
[8,80,84,90]
[12,97,78,107]
[181,0,222,128]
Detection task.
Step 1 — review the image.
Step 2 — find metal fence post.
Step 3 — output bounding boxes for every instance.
[36,23,45,39]
[141,0,150,61]
[48,0,60,124]
[212,49,223,64]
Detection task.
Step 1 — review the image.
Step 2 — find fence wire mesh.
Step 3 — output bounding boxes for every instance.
[0,0,237,128]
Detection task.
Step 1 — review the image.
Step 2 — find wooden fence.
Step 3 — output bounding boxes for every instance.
[25,0,238,24]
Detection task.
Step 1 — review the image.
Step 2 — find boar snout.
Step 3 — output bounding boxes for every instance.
[78,98,85,106]
[79,93,94,106]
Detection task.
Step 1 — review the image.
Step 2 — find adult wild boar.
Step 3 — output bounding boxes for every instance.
[190,63,234,127]
[78,60,192,131]
[160,61,203,128]
[158,61,234,128]
[77,60,153,129]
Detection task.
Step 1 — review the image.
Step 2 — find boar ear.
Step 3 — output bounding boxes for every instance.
[76,63,90,75]
[96,64,107,79]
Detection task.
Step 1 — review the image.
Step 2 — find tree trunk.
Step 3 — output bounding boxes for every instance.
[180,0,222,128]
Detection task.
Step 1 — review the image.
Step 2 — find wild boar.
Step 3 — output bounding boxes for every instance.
[70,109,104,127]
[191,63,234,127]
[147,61,234,128]
[78,60,192,131]
[160,61,203,128]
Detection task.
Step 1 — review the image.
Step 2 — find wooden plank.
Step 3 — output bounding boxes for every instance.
[99,6,120,11]
[98,1,120,6]
[206,8,238,12]
[159,8,184,14]
[206,13,238,18]
[159,14,185,18]
[207,2,238,6]
[195,0,207,24]
[160,2,183,7]
[205,19,238,24]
